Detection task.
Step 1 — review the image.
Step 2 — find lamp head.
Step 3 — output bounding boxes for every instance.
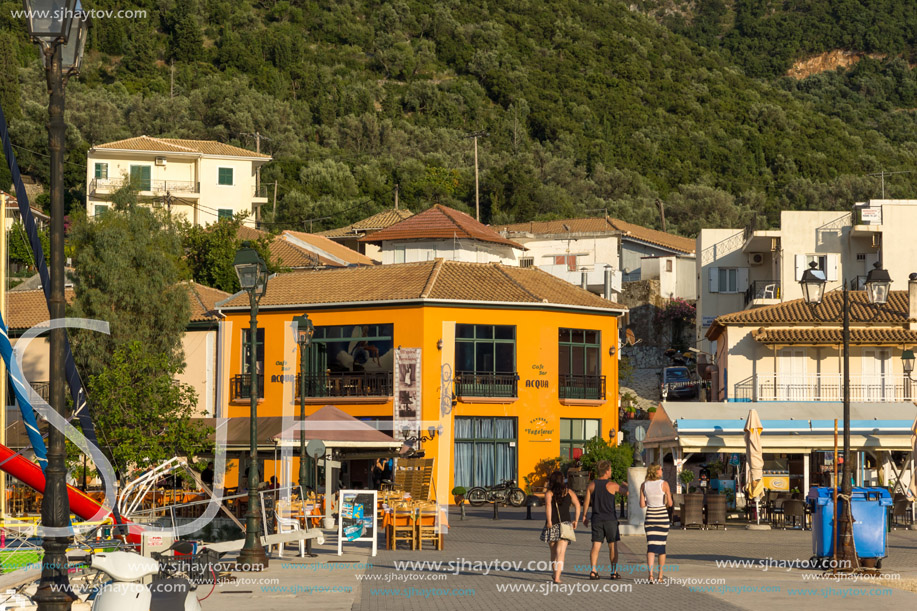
[292,314,314,349]
[233,243,268,298]
[799,261,827,305]
[902,349,915,376]
[864,261,892,306]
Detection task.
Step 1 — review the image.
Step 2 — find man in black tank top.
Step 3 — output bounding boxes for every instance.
[582,460,628,580]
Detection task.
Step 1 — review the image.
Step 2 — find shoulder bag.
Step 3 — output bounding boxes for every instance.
[555,495,576,542]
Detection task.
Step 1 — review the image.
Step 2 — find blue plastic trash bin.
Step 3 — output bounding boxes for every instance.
[807,487,892,562]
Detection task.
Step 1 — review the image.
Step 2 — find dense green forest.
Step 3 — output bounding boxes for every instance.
[2,0,917,237]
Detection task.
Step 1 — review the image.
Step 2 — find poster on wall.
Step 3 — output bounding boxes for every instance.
[394,348,422,441]
[338,489,377,556]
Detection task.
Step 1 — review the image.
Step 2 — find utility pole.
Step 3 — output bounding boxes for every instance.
[170,59,174,99]
[867,170,911,199]
[0,193,6,522]
[272,181,279,221]
[466,131,488,222]
[394,183,399,210]
[655,198,667,233]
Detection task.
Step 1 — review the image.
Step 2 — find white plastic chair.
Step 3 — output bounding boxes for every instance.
[762,283,776,299]
[274,501,305,558]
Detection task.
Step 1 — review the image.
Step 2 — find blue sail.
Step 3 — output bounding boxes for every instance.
[0,313,48,470]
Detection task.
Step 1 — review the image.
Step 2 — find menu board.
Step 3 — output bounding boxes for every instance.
[337,490,377,556]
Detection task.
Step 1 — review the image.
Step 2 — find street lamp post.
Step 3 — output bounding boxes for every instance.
[292,314,314,493]
[800,261,892,569]
[22,1,88,608]
[234,245,270,570]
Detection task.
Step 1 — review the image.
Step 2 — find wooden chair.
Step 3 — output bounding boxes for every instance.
[782,499,806,530]
[416,506,442,551]
[389,506,415,550]
[892,499,912,529]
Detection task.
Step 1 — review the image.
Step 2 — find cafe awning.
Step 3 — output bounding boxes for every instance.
[644,402,917,453]
[272,405,401,450]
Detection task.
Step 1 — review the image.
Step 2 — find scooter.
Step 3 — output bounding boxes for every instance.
[87,540,204,611]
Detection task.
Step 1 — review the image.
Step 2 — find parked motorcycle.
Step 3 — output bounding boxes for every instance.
[466,479,526,507]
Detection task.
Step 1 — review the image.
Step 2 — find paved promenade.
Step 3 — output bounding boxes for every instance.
[204,506,917,611]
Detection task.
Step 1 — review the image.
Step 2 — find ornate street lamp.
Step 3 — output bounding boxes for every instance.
[22,1,88,608]
[800,260,892,571]
[234,244,269,570]
[902,349,915,378]
[292,314,314,493]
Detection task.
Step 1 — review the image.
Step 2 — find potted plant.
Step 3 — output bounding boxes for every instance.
[452,486,467,505]
[679,470,695,493]
[625,405,636,420]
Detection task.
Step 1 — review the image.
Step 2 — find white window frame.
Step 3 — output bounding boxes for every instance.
[94,162,108,179]
[709,267,747,294]
[795,254,839,281]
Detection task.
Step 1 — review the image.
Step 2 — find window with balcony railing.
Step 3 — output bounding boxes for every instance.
[300,323,394,398]
[455,324,517,397]
[231,373,264,400]
[558,328,604,399]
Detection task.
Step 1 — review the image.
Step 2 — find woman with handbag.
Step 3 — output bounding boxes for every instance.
[541,470,581,584]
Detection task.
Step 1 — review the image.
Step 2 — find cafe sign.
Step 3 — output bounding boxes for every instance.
[525,417,554,437]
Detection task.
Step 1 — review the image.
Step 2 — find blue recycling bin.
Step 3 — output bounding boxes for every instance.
[807,487,892,562]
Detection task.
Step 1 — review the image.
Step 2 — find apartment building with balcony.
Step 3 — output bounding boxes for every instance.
[495,216,696,299]
[213,260,626,491]
[695,200,917,353]
[85,136,271,227]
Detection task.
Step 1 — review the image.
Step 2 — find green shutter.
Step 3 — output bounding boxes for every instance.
[94,163,107,179]
[218,167,233,185]
[130,165,151,191]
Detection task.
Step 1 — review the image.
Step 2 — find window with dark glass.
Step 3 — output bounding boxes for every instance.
[560,418,600,459]
[454,417,517,488]
[301,324,394,397]
[558,328,604,399]
[218,209,233,220]
[455,324,517,397]
[233,328,264,400]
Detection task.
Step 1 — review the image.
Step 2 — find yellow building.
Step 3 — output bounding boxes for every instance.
[215,260,626,497]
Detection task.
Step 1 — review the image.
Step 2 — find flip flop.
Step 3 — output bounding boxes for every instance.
[610,572,621,580]
[589,571,600,580]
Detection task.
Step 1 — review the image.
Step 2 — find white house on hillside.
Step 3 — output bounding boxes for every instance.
[85,136,271,227]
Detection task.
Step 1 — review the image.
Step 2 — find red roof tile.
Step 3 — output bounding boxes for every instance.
[93,136,271,159]
[497,216,695,254]
[360,205,524,249]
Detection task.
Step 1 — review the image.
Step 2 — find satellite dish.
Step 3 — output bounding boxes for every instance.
[625,329,640,346]
[634,426,646,442]
[306,439,326,459]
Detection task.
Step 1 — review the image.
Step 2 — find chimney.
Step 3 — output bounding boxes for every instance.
[604,265,614,301]
[581,270,588,290]
[910,273,917,330]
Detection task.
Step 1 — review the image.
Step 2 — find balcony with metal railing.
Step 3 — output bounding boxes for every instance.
[743,280,781,307]
[454,372,518,398]
[231,373,265,400]
[558,375,606,400]
[733,373,915,402]
[296,371,393,398]
[89,178,200,197]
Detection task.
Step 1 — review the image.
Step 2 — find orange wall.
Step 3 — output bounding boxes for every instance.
[221,302,619,494]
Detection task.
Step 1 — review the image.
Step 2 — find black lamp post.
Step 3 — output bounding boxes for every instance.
[292,314,314,493]
[234,245,270,570]
[800,260,892,569]
[23,2,87,608]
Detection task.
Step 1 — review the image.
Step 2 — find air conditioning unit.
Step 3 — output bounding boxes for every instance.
[749,253,765,266]
[154,156,167,166]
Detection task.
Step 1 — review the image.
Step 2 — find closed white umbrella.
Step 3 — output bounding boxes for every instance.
[909,416,917,499]
[744,409,765,523]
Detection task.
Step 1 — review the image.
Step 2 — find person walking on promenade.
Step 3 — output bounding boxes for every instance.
[582,460,627,580]
[541,470,580,584]
[640,463,673,584]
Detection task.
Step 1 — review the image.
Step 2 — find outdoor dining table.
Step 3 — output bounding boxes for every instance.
[381,502,448,550]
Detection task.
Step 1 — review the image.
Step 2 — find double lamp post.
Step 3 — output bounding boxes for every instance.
[799,260,894,568]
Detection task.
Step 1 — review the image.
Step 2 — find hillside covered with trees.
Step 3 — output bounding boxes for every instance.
[2,0,917,236]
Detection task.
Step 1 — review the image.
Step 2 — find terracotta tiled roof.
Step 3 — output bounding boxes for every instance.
[752,328,917,344]
[5,288,74,330]
[236,226,329,268]
[282,231,376,266]
[217,260,627,311]
[714,291,911,325]
[93,136,271,159]
[318,209,415,238]
[360,205,524,249]
[497,216,695,254]
[186,282,230,322]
